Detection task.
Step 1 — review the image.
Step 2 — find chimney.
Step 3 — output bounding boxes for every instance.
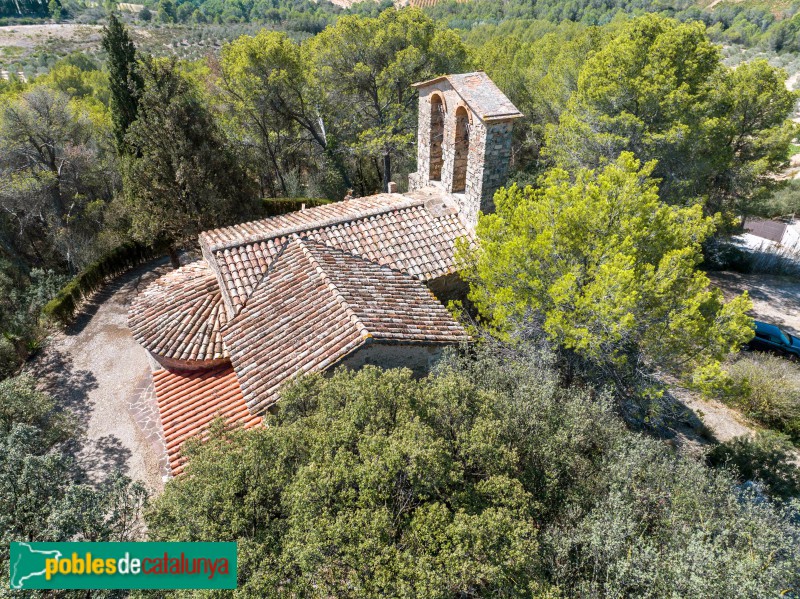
[387,182,398,193]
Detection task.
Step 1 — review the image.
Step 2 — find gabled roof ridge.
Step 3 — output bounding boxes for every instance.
[294,237,371,341]
[202,194,425,253]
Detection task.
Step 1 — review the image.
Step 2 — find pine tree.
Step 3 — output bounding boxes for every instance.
[101,14,143,152]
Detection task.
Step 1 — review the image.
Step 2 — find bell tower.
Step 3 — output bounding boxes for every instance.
[408,71,523,227]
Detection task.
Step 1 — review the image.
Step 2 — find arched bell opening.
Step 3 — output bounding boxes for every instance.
[452,106,470,193]
[429,94,445,181]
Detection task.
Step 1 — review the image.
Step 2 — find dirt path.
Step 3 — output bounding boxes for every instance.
[28,260,171,492]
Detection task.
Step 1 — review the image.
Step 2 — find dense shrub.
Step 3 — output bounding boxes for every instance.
[0,376,148,590]
[42,241,168,325]
[0,338,18,380]
[148,347,800,597]
[708,432,800,500]
[262,197,332,217]
[719,353,800,443]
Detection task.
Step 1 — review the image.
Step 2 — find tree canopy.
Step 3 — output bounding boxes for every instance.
[122,57,257,264]
[0,376,147,591]
[462,153,754,389]
[147,350,800,597]
[101,13,143,152]
[544,15,796,219]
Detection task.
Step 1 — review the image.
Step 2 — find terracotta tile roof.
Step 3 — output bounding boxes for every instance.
[153,366,262,476]
[128,261,229,365]
[412,71,524,123]
[202,193,471,312]
[222,238,469,414]
[201,194,418,251]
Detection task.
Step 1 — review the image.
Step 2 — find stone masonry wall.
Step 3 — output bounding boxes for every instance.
[409,80,515,228]
[338,341,446,377]
[480,121,515,214]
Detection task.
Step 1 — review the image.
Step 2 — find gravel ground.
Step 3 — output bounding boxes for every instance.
[707,271,800,336]
[29,260,171,492]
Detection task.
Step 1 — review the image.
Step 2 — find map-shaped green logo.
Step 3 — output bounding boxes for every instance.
[9,542,63,589]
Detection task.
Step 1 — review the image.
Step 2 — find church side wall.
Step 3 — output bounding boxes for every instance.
[337,341,449,377]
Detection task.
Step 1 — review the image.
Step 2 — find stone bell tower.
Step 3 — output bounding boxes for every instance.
[408,71,523,227]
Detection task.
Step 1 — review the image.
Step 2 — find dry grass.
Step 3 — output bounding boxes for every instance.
[720,352,800,443]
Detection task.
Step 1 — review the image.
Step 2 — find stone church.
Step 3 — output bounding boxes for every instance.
[128,71,522,475]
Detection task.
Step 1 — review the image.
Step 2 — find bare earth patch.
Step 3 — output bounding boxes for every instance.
[0,23,101,49]
[661,271,800,462]
[27,260,171,492]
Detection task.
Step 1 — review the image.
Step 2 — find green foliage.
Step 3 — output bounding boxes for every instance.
[221,9,468,198]
[462,153,754,388]
[708,432,800,501]
[309,8,468,191]
[545,15,796,219]
[0,338,18,380]
[715,353,800,443]
[42,241,167,325]
[471,22,607,174]
[158,0,177,23]
[148,347,800,596]
[0,375,148,589]
[122,57,258,251]
[759,178,800,217]
[47,0,61,21]
[546,430,800,596]
[0,261,68,375]
[102,13,144,151]
[0,82,117,270]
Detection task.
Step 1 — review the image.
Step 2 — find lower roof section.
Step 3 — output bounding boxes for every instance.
[128,261,229,368]
[152,365,262,476]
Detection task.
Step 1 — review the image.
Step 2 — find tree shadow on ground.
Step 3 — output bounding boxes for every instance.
[31,346,98,435]
[28,346,133,481]
[633,384,721,458]
[76,435,133,483]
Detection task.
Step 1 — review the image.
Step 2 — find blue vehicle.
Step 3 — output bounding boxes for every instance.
[748,321,800,359]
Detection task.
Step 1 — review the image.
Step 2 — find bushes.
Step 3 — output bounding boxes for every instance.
[148,346,800,596]
[42,241,167,325]
[0,338,18,380]
[718,353,800,443]
[262,197,332,217]
[708,432,800,500]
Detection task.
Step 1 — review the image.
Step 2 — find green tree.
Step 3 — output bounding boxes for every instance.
[158,0,176,23]
[0,85,117,269]
[545,15,795,219]
[147,348,800,596]
[47,0,61,21]
[472,23,606,179]
[0,376,148,589]
[308,8,468,192]
[122,58,257,266]
[221,30,323,197]
[101,13,144,152]
[462,153,754,390]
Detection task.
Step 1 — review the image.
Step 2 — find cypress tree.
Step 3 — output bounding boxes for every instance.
[101,14,143,152]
